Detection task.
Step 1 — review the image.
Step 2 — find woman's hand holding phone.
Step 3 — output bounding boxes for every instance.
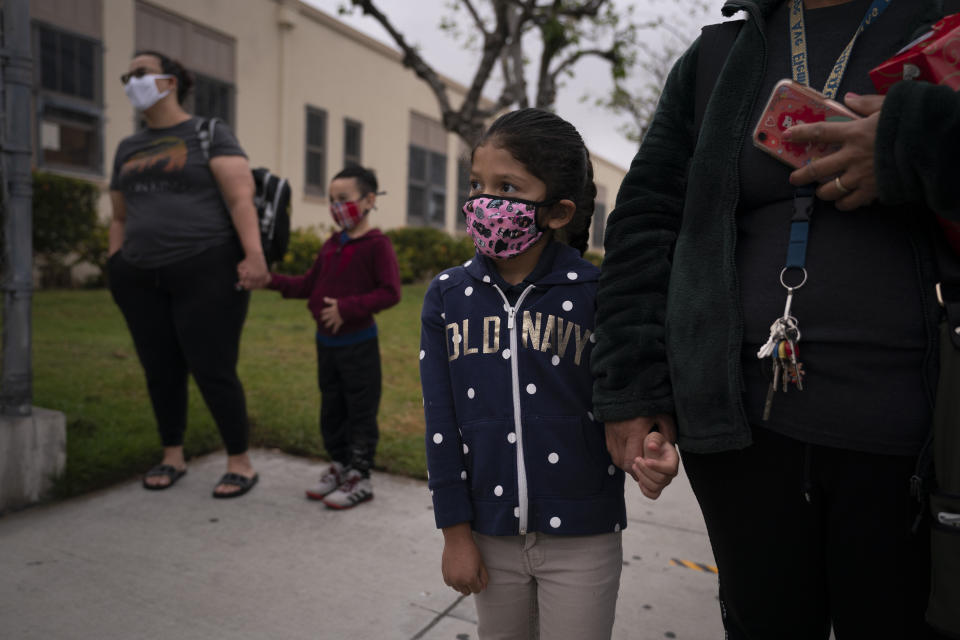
[785,93,886,211]
[752,79,861,170]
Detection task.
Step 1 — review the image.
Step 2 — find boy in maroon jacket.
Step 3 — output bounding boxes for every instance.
[259,166,401,509]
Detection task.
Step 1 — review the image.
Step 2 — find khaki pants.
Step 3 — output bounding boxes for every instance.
[472,531,622,640]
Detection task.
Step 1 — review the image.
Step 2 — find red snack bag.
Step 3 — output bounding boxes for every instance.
[869,13,960,94]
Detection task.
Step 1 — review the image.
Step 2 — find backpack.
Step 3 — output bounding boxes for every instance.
[195,118,291,265]
[695,11,960,637]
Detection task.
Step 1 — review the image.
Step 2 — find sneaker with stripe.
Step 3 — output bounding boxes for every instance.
[305,461,345,500]
[322,469,373,509]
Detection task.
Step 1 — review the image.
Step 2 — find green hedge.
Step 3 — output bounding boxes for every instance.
[273,225,329,275]
[385,227,475,283]
[274,225,476,284]
[583,250,603,267]
[32,171,107,288]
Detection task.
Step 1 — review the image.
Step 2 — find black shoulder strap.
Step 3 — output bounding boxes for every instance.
[694,21,744,137]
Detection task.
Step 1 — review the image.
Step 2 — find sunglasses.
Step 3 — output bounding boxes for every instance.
[120,67,166,84]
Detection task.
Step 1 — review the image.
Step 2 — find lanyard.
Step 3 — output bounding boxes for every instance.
[758,0,893,416]
[789,0,892,99]
[784,0,892,272]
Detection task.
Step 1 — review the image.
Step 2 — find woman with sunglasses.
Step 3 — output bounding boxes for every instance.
[107,51,267,498]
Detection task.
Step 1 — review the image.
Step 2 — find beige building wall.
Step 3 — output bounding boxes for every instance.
[37,0,625,242]
[590,153,630,252]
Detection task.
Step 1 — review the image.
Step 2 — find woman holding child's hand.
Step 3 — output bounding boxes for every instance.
[108,50,260,498]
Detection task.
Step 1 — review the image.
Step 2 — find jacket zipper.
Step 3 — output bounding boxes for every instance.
[493,283,536,535]
[716,0,766,431]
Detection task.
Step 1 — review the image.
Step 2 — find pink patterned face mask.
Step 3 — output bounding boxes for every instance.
[462,195,551,259]
[330,200,366,230]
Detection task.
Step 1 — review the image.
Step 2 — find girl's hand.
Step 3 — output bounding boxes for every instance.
[605,414,676,481]
[786,93,885,211]
[631,431,680,500]
[320,297,344,333]
[441,524,489,595]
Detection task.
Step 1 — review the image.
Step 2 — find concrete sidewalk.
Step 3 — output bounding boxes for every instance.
[0,450,723,639]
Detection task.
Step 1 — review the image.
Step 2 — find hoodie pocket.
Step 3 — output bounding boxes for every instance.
[522,415,608,498]
[460,418,518,500]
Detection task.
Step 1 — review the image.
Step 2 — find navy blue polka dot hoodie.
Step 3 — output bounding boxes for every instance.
[419,243,626,536]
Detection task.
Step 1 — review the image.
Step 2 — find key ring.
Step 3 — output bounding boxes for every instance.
[780,267,808,291]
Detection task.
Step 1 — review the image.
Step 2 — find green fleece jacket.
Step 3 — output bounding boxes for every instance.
[591,0,960,453]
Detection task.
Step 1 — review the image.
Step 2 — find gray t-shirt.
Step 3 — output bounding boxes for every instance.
[110,117,246,268]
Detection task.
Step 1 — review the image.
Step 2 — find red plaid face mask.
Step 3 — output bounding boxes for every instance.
[330,200,367,230]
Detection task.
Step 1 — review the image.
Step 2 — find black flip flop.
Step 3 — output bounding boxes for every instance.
[212,472,259,499]
[142,464,187,490]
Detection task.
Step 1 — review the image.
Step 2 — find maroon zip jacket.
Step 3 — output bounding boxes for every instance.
[269,229,401,337]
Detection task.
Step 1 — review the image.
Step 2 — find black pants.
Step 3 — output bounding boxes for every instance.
[316,336,381,473]
[108,242,251,455]
[683,427,941,640]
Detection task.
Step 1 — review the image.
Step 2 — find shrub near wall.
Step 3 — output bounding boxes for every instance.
[273,225,475,284]
[32,171,104,287]
[273,225,329,275]
[385,227,474,283]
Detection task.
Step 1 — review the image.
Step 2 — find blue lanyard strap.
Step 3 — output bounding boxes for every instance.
[783,0,892,274]
[789,0,892,99]
[787,187,816,269]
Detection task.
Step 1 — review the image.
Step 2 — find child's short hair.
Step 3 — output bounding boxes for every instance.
[474,108,597,255]
[333,166,379,197]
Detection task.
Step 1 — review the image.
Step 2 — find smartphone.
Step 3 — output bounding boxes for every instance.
[752,79,860,169]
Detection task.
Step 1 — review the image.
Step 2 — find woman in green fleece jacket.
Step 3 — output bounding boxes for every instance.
[592,0,960,637]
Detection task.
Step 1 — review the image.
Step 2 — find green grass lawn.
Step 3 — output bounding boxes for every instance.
[29,285,428,498]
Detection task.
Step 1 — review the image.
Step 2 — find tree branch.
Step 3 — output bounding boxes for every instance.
[523,0,606,24]
[550,0,605,20]
[457,0,511,123]
[459,0,489,35]
[551,47,617,82]
[350,0,453,115]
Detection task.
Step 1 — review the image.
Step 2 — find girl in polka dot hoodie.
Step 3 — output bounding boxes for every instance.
[419,109,679,639]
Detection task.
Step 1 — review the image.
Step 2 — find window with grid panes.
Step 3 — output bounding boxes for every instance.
[191,73,235,125]
[407,146,447,228]
[305,106,327,194]
[34,22,103,173]
[134,2,236,130]
[344,119,362,167]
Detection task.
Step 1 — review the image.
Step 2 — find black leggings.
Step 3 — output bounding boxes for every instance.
[683,426,942,640]
[316,336,381,473]
[108,242,250,455]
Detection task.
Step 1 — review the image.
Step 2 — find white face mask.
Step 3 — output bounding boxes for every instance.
[124,74,173,111]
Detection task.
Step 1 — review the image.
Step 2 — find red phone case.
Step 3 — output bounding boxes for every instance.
[752,79,859,169]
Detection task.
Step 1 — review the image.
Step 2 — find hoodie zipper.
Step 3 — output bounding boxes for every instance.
[493,283,536,535]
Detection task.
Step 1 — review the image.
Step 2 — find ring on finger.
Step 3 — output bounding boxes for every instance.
[834,176,852,195]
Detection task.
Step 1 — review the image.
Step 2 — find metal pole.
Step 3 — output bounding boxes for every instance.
[0,0,33,417]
